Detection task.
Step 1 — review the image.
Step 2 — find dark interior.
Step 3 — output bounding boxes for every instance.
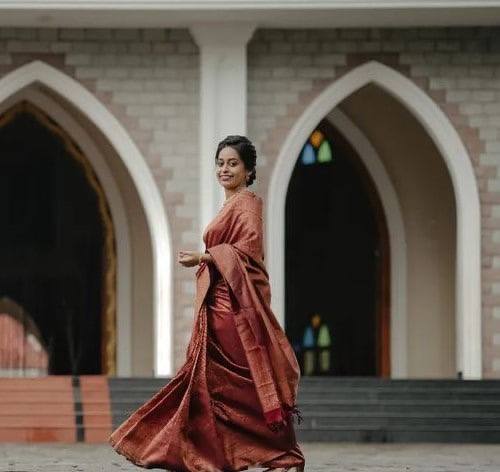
[0,108,104,374]
[285,119,381,376]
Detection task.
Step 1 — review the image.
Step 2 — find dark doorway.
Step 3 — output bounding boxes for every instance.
[285,118,390,377]
[0,102,113,375]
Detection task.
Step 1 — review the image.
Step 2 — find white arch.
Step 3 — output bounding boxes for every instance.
[326,108,408,378]
[268,60,481,379]
[0,60,173,376]
[0,87,134,375]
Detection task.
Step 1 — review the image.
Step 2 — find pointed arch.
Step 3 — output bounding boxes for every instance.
[326,108,407,378]
[268,60,481,379]
[0,89,133,376]
[0,60,173,376]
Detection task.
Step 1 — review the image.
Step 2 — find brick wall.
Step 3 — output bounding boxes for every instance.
[247,27,500,377]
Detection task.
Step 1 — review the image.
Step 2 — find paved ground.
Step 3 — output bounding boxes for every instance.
[1,442,500,471]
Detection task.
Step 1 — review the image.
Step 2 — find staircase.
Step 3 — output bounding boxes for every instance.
[109,377,500,443]
[109,377,167,429]
[2,376,499,443]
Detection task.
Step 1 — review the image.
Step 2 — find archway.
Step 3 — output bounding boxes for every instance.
[0,101,114,374]
[286,118,391,377]
[0,85,133,375]
[268,60,481,379]
[327,108,407,378]
[0,61,173,376]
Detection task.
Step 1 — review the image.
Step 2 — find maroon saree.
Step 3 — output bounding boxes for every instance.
[109,188,304,471]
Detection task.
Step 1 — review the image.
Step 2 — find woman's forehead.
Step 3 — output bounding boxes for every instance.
[218,147,241,160]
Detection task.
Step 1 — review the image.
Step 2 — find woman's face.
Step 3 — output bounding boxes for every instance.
[216,146,249,190]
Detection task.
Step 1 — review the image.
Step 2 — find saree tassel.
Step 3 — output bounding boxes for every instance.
[284,404,303,425]
[264,407,287,433]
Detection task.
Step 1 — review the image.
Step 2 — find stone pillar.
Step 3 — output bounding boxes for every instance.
[190,23,256,241]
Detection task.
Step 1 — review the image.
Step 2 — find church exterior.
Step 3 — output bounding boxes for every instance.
[1,1,500,381]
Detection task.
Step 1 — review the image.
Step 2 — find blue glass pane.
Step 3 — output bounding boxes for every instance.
[302,326,315,348]
[317,140,332,163]
[300,143,315,165]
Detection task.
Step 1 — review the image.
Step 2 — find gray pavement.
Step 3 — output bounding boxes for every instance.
[1,442,500,471]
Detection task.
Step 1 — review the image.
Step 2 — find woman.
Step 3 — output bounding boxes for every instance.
[109,135,305,472]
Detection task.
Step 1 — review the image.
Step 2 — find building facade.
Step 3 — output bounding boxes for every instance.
[0,1,499,380]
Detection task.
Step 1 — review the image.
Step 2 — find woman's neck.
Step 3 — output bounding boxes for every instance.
[224,186,247,200]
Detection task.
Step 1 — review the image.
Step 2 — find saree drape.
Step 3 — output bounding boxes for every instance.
[109,189,304,472]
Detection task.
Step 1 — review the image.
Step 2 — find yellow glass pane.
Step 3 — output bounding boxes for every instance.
[310,130,324,148]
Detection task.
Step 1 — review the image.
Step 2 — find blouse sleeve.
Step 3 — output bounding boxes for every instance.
[232,207,264,263]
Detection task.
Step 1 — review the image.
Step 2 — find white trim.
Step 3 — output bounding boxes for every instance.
[0,88,133,376]
[268,60,481,379]
[0,61,173,376]
[1,0,499,9]
[326,108,408,379]
[3,2,499,29]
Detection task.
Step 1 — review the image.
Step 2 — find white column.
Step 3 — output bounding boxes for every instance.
[190,23,256,239]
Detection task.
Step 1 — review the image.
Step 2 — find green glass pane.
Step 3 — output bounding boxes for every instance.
[320,349,330,372]
[317,324,331,347]
[317,140,332,163]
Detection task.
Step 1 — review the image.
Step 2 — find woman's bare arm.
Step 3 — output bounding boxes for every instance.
[199,252,214,265]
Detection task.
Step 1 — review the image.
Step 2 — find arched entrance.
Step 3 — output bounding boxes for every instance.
[268,60,481,379]
[0,101,115,374]
[0,61,173,376]
[286,119,390,377]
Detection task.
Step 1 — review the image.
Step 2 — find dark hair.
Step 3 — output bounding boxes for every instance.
[215,135,257,186]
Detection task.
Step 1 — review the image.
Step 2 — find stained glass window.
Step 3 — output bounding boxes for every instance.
[299,314,333,375]
[299,128,333,165]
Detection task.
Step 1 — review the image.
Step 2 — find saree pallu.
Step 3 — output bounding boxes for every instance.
[205,266,303,470]
[109,189,304,471]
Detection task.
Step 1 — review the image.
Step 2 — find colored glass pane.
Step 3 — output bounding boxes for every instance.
[311,314,321,329]
[317,140,332,163]
[300,143,315,165]
[310,130,324,148]
[320,349,330,372]
[303,351,315,375]
[302,325,315,348]
[317,324,331,347]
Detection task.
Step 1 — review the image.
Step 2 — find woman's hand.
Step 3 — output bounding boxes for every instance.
[178,250,202,267]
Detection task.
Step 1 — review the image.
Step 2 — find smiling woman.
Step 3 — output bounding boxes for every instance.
[110,135,305,472]
[215,135,256,197]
